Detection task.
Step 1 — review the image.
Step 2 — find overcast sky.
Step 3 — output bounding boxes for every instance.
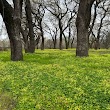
[0,0,13,40]
[7,0,13,5]
[0,15,8,40]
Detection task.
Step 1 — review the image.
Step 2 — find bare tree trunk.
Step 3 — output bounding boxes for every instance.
[63,33,69,49]
[52,37,57,49]
[40,24,44,50]
[41,36,44,50]
[76,0,95,57]
[25,0,35,53]
[0,0,23,61]
[31,4,45,50]
[95,5,108,50]
[94,38,100,50]
[59,33,63,50]
[71,37,74,48]
[51,35,57,49]
[12,0,23,60]
[52,28,57,49]
[59,20,63,50]
[20,26,30,53]
[63,24,71,49]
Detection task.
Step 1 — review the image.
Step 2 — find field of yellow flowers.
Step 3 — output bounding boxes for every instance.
[0,49,110,110]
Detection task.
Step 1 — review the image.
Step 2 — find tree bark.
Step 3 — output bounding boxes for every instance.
[0,0,23,61]
[40,22,44,50]
[76,0,95,57]
[59,20,63,50]
[25,0,35,53]
[20,27,30,53]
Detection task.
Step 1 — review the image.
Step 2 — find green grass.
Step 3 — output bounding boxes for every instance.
[0,49,110,110]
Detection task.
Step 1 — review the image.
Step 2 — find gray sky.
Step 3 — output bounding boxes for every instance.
[0,15,8,40]
[7,0,13,5]
[0,0,13,40]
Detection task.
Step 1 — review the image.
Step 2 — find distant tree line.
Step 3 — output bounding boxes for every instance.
[0,0,110,61]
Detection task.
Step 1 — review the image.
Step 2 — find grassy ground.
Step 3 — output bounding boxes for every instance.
[0,49,110,110]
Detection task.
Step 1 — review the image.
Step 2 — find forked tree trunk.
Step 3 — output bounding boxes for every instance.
[53,36,57,49]
[76,0,95,57]
[0,0,23,61]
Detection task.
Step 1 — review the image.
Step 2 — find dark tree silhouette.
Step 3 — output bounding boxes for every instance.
[76,0,95,57]
[0,0,23,61]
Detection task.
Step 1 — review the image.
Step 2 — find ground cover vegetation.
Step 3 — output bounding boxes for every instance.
[0,49,110,110]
